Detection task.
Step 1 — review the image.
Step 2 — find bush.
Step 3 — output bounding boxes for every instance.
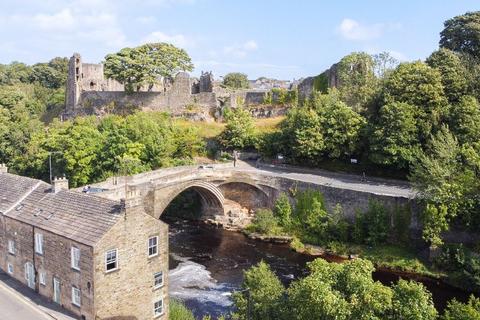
[442,295,480,320]
[273,193,292,229]
[246,209,284,236]
[353,200,390,245]
[169,299,194,320]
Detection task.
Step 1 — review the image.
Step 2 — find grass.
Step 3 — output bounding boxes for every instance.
[174,116,285,140]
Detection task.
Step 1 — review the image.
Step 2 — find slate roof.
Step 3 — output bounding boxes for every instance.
[0,173,123,246]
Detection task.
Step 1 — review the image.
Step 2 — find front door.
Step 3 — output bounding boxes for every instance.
[53,278,61,304]
[24,262,35,289]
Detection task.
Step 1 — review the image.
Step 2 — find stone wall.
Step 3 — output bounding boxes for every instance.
[94,198,169,320]
[0,217,95,319]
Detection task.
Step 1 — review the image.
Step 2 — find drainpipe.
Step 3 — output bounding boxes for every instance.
[32,225,38,293]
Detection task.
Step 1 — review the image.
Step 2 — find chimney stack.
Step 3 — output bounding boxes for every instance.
[0,164,7,173]
[52,176,69,193]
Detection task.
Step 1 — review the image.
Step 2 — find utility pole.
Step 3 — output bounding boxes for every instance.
[48,151,62,184]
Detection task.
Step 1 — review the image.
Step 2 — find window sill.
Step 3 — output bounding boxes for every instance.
[154,284,164,290]
[71,267,81,272]
[72,302,81,308]
[148,253,159,259]
[105,268,119,274]
[8,252,15,256]
[154,312,164,318]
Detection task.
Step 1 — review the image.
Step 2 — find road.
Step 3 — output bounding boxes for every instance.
[0,283,51,320]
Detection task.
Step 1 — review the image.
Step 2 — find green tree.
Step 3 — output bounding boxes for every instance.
[353,200,390,246]
[273,193,292,229]
[426,48,467,103]
[422,204,450,247]
[219,108,256,150]
[383,61,447,142]
[232,261,285,320]
[443,296,480,320]
[104,43,193,92]
[390,279,438,320]
[222,72,250,89]
[440,11,480,60]
[293,189,329,241]
[337,52,376,112]
[448,95,480,145]
[369,102,420,169]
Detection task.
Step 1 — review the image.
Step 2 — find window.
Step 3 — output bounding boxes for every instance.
[39,272,46,286]
[105,249,118,272]
[154,272,164,289]
[154,299,163,317]
[7,263,13,274]
[71,247,80,270]
[71,287,81,307]
[148,236,158,257]
[35,233,43,255]
[7,240,15,254]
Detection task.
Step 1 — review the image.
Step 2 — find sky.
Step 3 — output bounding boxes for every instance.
[0,0,479,80]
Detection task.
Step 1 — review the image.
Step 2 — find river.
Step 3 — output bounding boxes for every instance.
[167,220,472,319]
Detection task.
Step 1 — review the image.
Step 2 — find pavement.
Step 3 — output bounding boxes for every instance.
[0,271,77,320]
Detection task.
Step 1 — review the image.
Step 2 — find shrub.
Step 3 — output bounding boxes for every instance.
[169,299,194,320]
[246,209,284,236]
[353,200,390,245]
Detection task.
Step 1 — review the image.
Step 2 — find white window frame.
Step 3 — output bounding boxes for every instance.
[39,272,46,286]
[71,247,81,271]
[35,233,43,255]
[7,239,15,254]
[148,236,159,258]
[7,263,13,274]
[154,298,164,317]
[105,249,118,273]
[154,271,164,289]
[71,286,81,307]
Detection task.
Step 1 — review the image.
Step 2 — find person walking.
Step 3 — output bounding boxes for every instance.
[233,150,238,167]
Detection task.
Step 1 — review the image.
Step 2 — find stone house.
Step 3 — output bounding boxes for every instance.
[0,166,169,320]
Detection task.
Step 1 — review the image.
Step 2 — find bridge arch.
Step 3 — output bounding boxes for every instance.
[217,180,271,211]
[153,181,224,219]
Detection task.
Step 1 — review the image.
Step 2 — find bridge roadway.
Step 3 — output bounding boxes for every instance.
[89,161,414,199]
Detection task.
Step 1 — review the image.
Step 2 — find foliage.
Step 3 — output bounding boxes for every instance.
[382,61,447,142]
[369,102,420,169]
[353,200,390,246]
[426,48,468,103]
[245,209,284,236]
[273,193,292,229]
[169,299,195,320]
[447,95,480,145]
[440,11,480,60]
[373,51,399,79]
[222,72,250,89]
[313,72,328,93]
[390,279,438,320]
[281,91,365,163]
[442,296,480,320]
[232,261,285,320]
[104,42,193,92]
[219,107,256,150]
[434,244,480,292]
[337,52,376,112]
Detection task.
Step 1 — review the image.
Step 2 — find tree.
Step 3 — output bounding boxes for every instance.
[169,299,195,320]
[369,102,420,169]
[219,108,256,150]
[426,48,468,103]
[104,43,193,92]
[373,51,399,79]
[232,261,285,320]
[273,193,292,229]
[443,296,480,320]
[390,279,438,320]
[222,72,249,89]
[448,95,480,145]
[293,189,330,241]
[422,204,450,247]
[337,52,376,112]
[383,61,447,142]
[440,11,480,60]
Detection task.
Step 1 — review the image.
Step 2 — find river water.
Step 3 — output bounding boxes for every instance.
[167,220,472,319]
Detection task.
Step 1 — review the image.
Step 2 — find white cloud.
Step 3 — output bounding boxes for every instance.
[223,40,258,58]
[337,18,401,41]
[141,31,193,48]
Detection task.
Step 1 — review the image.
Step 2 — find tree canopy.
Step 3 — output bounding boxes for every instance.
[222,72,250,89]
[103,42,193,92]
[440,11,480,60]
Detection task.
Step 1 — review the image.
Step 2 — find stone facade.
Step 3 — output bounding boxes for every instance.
[94,194,169,320]
[0,170,169,320]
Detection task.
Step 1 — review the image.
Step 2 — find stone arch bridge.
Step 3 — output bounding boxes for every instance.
[84,163,417,230]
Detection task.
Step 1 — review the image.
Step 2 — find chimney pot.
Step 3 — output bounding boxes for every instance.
[52,175,69,193]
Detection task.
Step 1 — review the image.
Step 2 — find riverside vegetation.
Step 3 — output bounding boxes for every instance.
[1,10,480,320]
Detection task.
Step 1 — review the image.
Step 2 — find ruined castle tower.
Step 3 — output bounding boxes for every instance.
[199,71,214,93]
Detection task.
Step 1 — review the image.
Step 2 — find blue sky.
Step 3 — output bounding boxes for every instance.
[0,0,478,80]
